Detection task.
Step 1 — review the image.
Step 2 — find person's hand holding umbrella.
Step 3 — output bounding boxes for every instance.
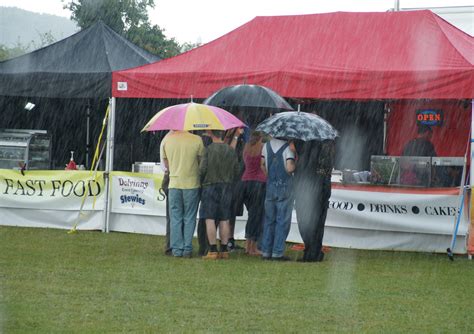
[288,140,298,162]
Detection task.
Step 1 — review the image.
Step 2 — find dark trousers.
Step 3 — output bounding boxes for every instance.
[164,190,171,252]
[295,175,331,261]
[242,181,266,241]
[197,218,208,255]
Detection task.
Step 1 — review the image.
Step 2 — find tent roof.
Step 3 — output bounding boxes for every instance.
[113,10,474,100]
[0,21,160,98]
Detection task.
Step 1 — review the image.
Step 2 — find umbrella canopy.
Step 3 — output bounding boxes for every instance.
[204,84,294,111]
[142,102,246,132]
[256,111,338,141]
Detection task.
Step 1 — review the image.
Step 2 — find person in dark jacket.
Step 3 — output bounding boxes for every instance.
[401,125,436,186]
[402,125,436,157]
[294,139,335,262]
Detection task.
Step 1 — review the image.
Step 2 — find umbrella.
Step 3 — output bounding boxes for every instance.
[256,111,338,141]
[141,102,246,132]
[204,84,294,111]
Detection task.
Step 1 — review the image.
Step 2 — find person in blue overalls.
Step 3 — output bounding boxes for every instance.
[260,137,296,261]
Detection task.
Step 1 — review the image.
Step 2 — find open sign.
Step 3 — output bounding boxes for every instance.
[416,109,443,126]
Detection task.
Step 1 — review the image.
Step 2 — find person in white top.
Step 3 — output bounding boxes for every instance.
[260,138,296,261]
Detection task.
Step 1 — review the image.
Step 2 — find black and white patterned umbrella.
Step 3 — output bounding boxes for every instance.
[256,111,338,141]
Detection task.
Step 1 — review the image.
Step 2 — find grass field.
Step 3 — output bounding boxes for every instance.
[1,226,473,333]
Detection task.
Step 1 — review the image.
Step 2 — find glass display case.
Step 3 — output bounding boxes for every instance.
[399,156,431,187]
[370,155,400,185]
[0,129,51,170]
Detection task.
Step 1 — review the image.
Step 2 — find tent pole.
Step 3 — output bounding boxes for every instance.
[383,102,392,155]
[86,102,91,169]
[469,99,474,260]
[103,97,116,233]
[108,97,116,172]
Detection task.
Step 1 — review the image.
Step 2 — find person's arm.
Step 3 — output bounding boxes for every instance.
[284,144,296,174]
[161,142,169,172]
[227,128,244,149]
[286,159,296,174]
[199,147,208,181]
[163,158,169,172]
[288,141,297,162]
[261,144,268,176]
[160,155,168,173]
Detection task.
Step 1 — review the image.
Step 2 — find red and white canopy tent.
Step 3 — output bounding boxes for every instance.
[109,11,474,250]
[111,10,473,168]
[112,10,473,100]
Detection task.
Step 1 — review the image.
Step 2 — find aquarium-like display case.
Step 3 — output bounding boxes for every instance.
[370,155,400,185]
[0,129,51,170]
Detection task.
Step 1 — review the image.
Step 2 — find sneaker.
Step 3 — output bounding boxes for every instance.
[183,253,192,259]
[202,252,219,260]
[219,251,229,259]
[262,255,272,261]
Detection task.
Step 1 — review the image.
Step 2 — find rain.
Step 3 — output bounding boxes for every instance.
[0,0,473,332]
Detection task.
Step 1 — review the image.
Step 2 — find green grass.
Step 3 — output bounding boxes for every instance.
[1,226,473,333]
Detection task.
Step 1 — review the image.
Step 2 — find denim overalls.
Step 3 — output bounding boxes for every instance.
[261,142,294,258]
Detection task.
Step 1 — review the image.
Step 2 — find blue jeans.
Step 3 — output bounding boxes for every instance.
[168,188,200,257]
[260,184,293,258]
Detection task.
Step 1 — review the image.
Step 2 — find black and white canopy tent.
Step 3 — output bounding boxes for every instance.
[0,20,159,98]
[0,21,160,168]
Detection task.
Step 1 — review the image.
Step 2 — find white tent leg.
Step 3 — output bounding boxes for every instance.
[103,97,116,233]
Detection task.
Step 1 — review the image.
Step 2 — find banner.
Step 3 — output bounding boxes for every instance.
[107,171,468,237]
[110,171,166,216]
[0,169,105,211]
[1,167,467,252]
[326,185,468,236]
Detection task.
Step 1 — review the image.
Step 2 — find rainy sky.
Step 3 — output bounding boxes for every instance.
[0,0,472,43]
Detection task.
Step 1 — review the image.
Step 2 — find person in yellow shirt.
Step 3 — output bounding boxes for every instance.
[162,131,205,258]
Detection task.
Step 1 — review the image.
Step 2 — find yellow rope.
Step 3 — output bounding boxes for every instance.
[90,105,110,172]
[68,104,110,234]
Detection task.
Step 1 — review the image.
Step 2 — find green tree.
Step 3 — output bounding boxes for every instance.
[126,23,181,59]
[180,41,202,53]
[31,31,57,51]
[63,0,189,58]
[0,32,56,61]
[0,43,28,61]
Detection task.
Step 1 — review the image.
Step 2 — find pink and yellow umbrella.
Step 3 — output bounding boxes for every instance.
[142,102,246,132]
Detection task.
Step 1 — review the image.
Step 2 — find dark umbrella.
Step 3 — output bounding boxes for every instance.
[256,111,338,141]
[204,84,294,111]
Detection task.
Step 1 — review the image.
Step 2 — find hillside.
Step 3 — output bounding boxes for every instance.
[0,6,78,48]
